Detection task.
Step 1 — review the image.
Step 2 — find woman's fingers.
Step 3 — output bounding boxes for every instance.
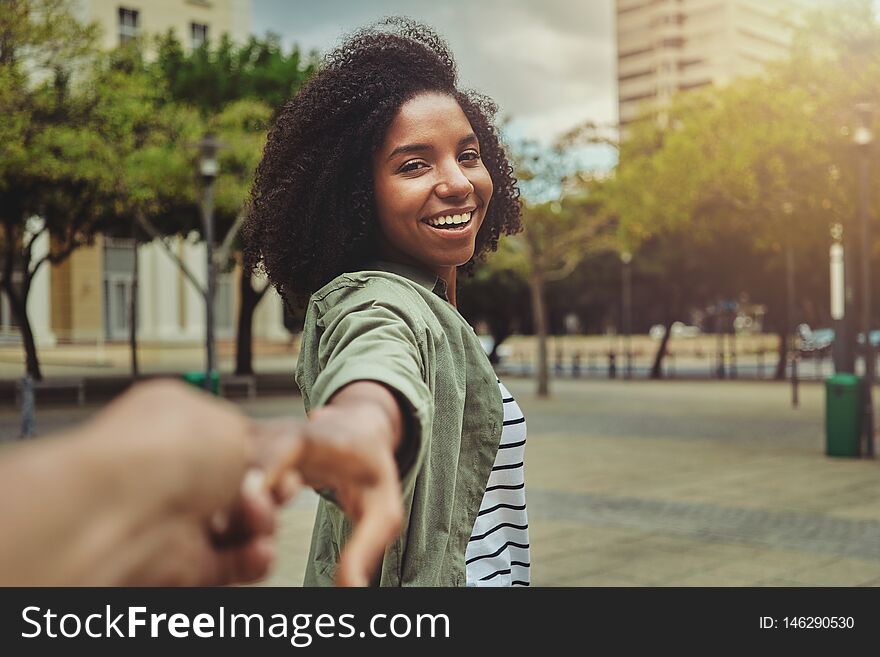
[250,420,307,497]
[249,416,405,588]
[335,476,403,587]
[212,469,276,549]
[272,470,303,505]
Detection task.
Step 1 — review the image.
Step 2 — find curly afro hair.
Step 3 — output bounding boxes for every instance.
[243,17,521,306]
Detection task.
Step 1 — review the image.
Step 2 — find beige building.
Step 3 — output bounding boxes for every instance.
[77,0,252,51]
[616,0,812,128]
[0,0,292,350]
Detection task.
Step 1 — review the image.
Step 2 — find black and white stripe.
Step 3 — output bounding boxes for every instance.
[466,379,530,587]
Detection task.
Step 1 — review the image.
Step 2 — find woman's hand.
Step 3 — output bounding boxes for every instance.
[264,381,406,587]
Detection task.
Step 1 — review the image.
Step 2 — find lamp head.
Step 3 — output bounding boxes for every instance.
[199,133,219,180]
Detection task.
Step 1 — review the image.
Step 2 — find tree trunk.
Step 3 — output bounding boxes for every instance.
[529,267,549,397]
[234,267,268,376]
[488,321,512,365]
[650,319,673,379]
[488,334,509,365]
[5,285,42,381]
[775,329,787,380]
[129,236,139,379]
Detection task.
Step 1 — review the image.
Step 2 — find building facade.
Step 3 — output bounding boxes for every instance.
[1,0,292,350]
[78,0,252,51]
[616,0,811,128]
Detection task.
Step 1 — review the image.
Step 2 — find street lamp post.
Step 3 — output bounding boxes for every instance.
[854,103,875,457]
[830,219,855,374]
[199,134,219,392]
[714,301,724,379]
[621,251,633,379]
[783,201,798,408]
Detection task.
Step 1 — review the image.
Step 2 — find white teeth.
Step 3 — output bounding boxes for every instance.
[426,212,472,227]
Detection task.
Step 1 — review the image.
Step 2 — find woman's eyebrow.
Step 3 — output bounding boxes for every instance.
[387,143,431,160]
[386,133,479,161]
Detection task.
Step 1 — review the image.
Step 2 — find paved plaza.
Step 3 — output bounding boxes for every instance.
[2,376,879,586]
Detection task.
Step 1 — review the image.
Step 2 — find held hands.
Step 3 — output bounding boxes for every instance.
[77,380,287,586]
[85,380,403,587]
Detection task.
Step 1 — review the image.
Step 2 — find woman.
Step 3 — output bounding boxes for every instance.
[244,18,528,587]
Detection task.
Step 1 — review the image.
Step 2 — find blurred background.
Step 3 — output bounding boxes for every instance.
[2,0,880,586]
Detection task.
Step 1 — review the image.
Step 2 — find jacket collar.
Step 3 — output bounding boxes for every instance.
[368,260,449,300]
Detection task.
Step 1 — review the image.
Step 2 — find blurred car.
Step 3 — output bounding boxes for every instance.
[798,325,834,355]
[856,330,880,348]
[797,325,880,357]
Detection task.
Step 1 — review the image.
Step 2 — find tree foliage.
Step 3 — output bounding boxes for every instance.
[601,0,880,376]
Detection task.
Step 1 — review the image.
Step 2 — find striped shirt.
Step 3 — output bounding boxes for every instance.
[465,379,530,587]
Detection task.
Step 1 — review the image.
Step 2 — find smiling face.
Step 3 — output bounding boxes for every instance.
[372,92,494,278]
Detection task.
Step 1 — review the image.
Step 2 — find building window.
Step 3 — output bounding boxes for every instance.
[618,68,654,82]
[0,283,21,332]
[619,46,654,60]
[118,7,140,45]
[191,22,208,49]
[103,240,136,341]
[659,36,686,49]
[678,79,712,91]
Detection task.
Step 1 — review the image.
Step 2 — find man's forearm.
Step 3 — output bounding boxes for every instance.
[0,430,151,585]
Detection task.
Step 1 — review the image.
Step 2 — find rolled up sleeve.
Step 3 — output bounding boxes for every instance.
[299,278,434,489]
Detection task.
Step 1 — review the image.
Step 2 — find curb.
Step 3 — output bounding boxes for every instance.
[0,373,300,407]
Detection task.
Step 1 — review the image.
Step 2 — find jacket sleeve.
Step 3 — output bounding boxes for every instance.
[303,277,434,491]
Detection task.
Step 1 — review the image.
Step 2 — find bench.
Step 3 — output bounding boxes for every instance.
[220,375,257,400]
[15,377,86,406]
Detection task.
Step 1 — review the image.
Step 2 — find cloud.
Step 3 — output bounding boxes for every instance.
[252,0,617,142]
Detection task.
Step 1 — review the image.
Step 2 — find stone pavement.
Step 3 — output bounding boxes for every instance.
[258,378,880,587]
[2,377,879,586]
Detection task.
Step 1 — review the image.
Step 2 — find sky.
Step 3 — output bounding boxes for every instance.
[251,0,618,169]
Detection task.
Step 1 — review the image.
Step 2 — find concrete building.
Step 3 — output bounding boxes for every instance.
[616,0,812,129]
[1,0,292,351]
[79,0,252,51]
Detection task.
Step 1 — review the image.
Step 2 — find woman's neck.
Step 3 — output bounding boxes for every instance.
[439,266,456,307]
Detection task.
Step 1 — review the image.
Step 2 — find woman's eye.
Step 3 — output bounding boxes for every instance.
[460,150,481,163]
[399,160,428,173]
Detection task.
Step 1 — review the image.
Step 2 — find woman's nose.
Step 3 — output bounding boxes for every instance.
[435,162,475,198]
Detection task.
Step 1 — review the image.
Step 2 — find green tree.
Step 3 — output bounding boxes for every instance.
[512,141,617,395]
[97,46,203,377]
[152,31,316,375]
[522,196,616,395]
[458,236,532,364]
[0,0,107,380]
[606,4,880,378]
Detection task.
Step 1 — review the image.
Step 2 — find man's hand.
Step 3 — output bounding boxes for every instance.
[79,380,286,586]
[0,379,298,587]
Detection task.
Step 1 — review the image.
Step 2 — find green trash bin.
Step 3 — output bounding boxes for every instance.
[825,373,862,457]
[182,370,220,396]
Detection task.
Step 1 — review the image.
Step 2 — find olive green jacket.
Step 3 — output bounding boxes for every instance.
[296,261,502,586]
